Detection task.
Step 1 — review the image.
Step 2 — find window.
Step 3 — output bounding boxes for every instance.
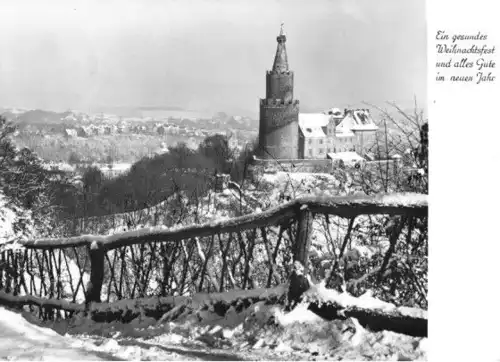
[319,139,323,145]
[308,139,312,145]
[308,149,312,156]
[327,148,331,153]
[319,148,324,154]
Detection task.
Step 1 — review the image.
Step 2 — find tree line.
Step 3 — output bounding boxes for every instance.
[59,134,258,221]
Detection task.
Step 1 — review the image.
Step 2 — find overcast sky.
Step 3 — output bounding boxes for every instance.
[0,0,426,117]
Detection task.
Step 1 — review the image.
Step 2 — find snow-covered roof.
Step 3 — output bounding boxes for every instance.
[340,109,378,132]
[327,152,364,162]
[334,115,355,137]
[299,113,330,128]
[299,125,326,138]
[298,113,329,138]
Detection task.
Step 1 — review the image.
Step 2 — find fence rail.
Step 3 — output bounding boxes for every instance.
[0,193,427,322]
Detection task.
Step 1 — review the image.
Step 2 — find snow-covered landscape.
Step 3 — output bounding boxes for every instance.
[1,154,428,360]
[0,1,431,360]
[2,282,427,361]
[0,114,429,360]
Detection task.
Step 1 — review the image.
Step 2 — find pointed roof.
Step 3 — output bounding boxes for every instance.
[272,22,289,73]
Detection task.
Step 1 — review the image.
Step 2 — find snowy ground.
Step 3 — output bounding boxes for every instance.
[0,307,118,361]
[4,294,428,361]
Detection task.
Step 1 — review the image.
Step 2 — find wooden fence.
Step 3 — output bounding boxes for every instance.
[0,193,427,325]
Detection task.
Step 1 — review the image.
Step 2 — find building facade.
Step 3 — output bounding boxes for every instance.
[258,24,300,159]
[298,109,378,159]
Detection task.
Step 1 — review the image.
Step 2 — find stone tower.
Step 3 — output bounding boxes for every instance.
[258,23,300,159]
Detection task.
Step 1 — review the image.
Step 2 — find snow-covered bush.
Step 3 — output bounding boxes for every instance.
[1,116,76,241]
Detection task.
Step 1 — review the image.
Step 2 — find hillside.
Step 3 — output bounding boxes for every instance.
[70,171,347,233]
[0,171,428,360]
[70,171,399,276]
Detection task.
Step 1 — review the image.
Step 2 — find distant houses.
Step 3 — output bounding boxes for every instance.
[2,108,257,157]
[7,110,255,155]
[61,122,222,140]
[63,128,78,138]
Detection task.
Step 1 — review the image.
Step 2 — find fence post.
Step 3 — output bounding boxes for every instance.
[85,241,105,307]
[288,205,313,309]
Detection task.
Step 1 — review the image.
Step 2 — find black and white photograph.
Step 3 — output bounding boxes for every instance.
[1,0,433,360]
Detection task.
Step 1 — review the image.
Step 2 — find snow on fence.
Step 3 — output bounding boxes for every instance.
[0,193,427,327]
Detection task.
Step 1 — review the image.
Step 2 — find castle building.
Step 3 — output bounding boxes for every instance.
[258,23,300,159]
[257,24,379,162]
[298,109,378,159]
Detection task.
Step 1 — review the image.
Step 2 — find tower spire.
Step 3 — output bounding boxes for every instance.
[272,22,289,73]
[259,23,299,159]
[279,21,285,36]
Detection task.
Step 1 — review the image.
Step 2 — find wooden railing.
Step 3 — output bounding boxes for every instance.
[0,193,427,323]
